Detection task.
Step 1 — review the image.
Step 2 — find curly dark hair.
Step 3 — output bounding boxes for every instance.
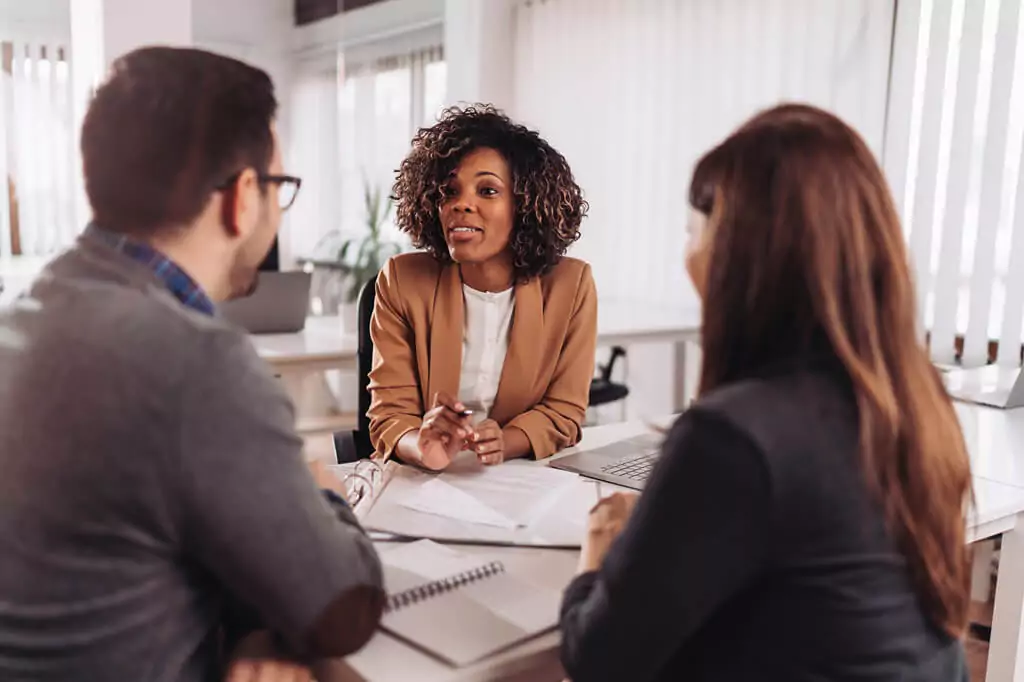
[391,105,587,281]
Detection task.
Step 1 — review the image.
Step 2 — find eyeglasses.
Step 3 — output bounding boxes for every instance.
[262,174,302,211]
[217,172,303,211]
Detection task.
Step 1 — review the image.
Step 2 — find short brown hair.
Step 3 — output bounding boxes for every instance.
[391,105,587,281]
[82,47,277,236]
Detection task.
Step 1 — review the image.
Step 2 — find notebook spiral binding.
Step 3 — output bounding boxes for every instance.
[386,561,506,613]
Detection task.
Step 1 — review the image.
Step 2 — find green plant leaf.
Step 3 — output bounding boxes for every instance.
[356,237,375,269]
[338,239,354,264]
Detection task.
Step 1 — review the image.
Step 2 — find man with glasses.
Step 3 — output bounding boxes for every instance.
[0,47,384,681]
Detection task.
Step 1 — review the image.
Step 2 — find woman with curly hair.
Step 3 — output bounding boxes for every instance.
[367,105,596,470]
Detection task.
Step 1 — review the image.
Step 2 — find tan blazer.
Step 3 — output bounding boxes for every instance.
[367,252,597,460]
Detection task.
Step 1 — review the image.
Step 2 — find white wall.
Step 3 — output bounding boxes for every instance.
[443,0,514,109]
[194,0,293,91]
[102,0,192,65]
[0,0,69,42]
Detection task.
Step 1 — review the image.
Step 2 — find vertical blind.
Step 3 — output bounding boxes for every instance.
[0,41,76,258]
[287,46,446,260]
[512,0,894,310]
[884,0,1024,367]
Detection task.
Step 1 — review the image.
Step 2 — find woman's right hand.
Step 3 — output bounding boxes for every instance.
[416,392,473,470]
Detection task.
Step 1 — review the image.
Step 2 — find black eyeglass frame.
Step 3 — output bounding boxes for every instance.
[217,172,303,211]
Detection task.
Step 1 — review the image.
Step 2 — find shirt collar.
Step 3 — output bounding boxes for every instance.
[85,224,216,316]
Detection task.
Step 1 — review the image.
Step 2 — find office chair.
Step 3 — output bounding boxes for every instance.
[588,346,629,421]
[333,277,376,463]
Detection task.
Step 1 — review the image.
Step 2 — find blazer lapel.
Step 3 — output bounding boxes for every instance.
[490,276,542,424]
[426,264,464,406]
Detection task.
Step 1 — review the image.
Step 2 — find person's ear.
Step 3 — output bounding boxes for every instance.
[220,168,261,238]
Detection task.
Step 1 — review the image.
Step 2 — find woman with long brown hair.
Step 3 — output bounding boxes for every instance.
[559,104,972,681]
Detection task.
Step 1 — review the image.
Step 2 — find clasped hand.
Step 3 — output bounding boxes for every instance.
[417,392,505,470]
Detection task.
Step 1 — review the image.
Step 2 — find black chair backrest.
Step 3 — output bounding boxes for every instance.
[600,346,627,381]
[356,276,376,439]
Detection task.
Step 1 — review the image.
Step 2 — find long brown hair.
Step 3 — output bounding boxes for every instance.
[690,104,972,637]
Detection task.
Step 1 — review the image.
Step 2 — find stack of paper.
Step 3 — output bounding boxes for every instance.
[362,453,598,546]
[396,455,579,529]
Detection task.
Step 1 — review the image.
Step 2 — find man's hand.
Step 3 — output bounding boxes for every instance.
[307,459,348,501]
[225,631,312,682]
[470,419,505,466]
[416,392,472,470]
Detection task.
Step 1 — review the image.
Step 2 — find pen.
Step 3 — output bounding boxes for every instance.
[595,481,603,501]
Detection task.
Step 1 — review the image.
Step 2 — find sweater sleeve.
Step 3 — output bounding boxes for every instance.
[559,409,772,681]
[176,328,385,659]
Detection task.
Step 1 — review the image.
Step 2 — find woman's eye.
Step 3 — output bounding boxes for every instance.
[441,186,457,198]
[480,187,498,197]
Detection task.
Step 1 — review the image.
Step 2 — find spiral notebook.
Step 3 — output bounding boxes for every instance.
[379,540,561,666]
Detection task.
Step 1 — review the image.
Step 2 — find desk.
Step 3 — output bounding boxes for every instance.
[253,303,701,370]
[252,303,703,432]
[955,401,1024,488]
[595,301,700,346]
[326,415,1024,682]
[249,315,357,374]
[950,400,1024,681]
[250,317,359,434]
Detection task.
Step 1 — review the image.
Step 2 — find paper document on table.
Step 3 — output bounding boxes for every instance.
[393,455,578,529]
[443,462,579,527]
[399,478,519,529]
[362,455,599,546]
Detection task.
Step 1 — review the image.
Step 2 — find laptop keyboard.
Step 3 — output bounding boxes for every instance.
[600,452,658,482]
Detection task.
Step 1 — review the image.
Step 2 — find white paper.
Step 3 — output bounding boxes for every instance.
[381,539,485,579]
[398,478,520,529]
[462,579,560,632]
[443,463,579,527]
[392,459,580,530]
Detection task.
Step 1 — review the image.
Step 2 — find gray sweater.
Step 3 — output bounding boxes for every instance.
[0,232,384,681]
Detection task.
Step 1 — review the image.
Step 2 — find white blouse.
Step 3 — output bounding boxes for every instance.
[458,284,515,421]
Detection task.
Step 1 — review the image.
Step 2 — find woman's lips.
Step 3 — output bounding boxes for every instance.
[448,226,483,242]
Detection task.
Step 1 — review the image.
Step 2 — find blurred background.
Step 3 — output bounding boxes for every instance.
[1,0,1023,419]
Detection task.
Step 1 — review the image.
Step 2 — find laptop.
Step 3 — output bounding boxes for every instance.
[220,271,312,334]
[549,432,663,490]
[943,365,1024,409]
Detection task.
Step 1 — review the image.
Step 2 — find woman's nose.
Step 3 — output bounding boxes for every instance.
[450,194,476,213]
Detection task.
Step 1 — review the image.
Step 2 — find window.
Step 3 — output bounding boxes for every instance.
[511,0,893,313]
[885,0,1024,366]
[0,41,76,259]
[288,46,445,260]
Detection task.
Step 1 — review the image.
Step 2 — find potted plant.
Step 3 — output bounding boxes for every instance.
[333,179,403,330]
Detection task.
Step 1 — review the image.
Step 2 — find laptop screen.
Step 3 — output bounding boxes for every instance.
[259,237,279,272]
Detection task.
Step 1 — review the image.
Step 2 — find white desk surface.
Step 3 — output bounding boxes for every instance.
[250,316,357,370]
[251,301,701,369]
[596,300,701,345]
[955,400,1024,490]
[321,413,1024,682]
